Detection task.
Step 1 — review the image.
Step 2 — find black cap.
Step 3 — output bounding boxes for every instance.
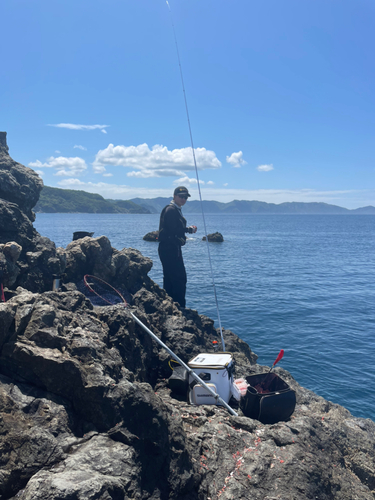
[174,186,191,197]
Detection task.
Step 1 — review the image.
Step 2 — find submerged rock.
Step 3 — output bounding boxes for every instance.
[202,231,224,242]
[143,230,159,241]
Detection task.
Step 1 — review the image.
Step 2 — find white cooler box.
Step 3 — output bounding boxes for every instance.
[188,353,234,406]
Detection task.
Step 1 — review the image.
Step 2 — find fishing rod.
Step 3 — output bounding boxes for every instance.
[270,349,284,372]
[84,275,237,416]
[131,314,237,415]
[259,349,285,391]
[166,1,226,352]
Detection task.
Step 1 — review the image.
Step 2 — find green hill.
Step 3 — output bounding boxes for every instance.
[130,197,374,214]
[33,187,375,214]
[34,186,150,214]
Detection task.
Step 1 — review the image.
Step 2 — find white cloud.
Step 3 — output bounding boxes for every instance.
[74,145,87,151]
[127,169,186,178]
[223,183,229,187]
[93,165,107,174]
[48,123,109,133]
[58,178,86,187]
[257,164,274,172]
[226,151,247,168]
[29,156,87,176]
[35,170,44,176]
[173,176,203,186]
[103,173,113,177]
[207,180,214,185]
[55,150,61,154]
[92,143,222,176]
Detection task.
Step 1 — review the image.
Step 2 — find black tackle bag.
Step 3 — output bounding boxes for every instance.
[240,373,296,424]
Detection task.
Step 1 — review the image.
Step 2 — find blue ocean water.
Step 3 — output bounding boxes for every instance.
[34,212,375,421]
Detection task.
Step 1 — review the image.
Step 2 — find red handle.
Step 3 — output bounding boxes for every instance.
[272,349,284,367]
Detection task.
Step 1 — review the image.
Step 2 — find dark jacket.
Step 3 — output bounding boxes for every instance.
[158,202,189,247]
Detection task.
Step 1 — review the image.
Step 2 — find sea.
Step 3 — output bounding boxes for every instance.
[34,212,375,421]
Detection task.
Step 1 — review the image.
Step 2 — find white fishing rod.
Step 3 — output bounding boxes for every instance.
[131,313,237,416]
[83,275,237,416]
[166,1,226,352]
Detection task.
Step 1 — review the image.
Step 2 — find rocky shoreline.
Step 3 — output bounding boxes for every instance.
[1,132,375,499]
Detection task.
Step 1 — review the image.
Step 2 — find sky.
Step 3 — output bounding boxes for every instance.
[1,0,375,209]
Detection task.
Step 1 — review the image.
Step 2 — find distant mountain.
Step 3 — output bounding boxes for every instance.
[351,206,375,214]
[34,187,375,215]
[130,197,374,214]
[34,186,150,214]
[106,198,151,214]
[129,197,171,214]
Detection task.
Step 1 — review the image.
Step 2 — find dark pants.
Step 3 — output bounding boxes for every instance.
[158,242,187,308]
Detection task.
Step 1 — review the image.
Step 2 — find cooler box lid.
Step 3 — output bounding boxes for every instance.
[188,353,232,369]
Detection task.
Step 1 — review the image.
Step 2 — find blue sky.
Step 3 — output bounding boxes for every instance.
[2,0,374,208]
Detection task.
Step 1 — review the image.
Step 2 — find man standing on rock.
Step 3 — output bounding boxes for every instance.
[158,186,197,308]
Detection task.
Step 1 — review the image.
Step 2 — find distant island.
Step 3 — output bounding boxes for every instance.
[34,186,375,215]
[34,186,150,214]
[130,197,375,215]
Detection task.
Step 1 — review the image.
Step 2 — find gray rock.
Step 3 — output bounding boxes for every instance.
[1,282,375,500]
[2,241,22,263]
[14,235,66,293]
[63,237,152,294]
[0,245,21,287]
[0,132,43,221]
[0,198,36,247]
[0,134,67,292]
[12,434,139,500]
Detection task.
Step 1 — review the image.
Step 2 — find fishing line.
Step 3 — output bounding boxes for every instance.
[166,1,226,352]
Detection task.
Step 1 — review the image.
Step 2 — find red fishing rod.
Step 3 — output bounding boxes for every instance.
[258,349,285,392]
[269,349,284,372]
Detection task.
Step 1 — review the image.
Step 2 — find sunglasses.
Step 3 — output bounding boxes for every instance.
[177,194,188,199]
